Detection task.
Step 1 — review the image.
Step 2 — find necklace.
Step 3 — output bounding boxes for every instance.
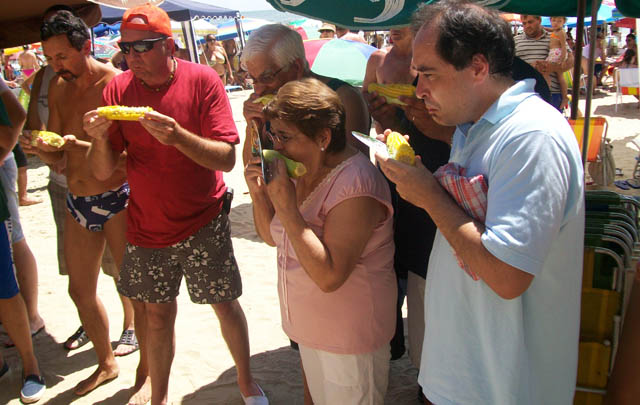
[140,58,176,92]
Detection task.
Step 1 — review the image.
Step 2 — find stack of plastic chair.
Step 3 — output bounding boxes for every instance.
[576,191,639,405]
[615,68,640,112]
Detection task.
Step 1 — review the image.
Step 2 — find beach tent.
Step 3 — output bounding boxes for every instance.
[214,18,272,41]
[98,0,238,24]
[171,19,218,36]
[0,0,102,48]
[99,0,239,63]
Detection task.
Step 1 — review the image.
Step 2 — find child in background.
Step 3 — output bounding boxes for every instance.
[544,16,569,109]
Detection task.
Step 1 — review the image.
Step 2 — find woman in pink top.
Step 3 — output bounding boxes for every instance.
[245,78,396,404]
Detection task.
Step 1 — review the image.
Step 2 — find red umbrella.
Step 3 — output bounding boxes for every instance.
[294,26,308,40]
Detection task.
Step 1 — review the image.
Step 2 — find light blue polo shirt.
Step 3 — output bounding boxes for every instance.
[419,79,584,405]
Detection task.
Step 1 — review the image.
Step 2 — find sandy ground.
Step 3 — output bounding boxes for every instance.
[0,85,638,405]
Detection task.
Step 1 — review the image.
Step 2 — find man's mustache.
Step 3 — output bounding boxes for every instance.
[56,70,77,81]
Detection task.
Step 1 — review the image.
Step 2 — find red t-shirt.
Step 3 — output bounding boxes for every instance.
[103,59,239,248]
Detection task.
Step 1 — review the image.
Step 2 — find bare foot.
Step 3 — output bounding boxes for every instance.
[19,197,42,206]
[238,379,263,398]
[74,364,119,396]
[128,375,152,405]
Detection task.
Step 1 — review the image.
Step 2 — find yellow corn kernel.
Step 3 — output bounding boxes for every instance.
[31,130,65,147]
[262,149,307,178]
[253,94,275,106]
[367,83,416,106]
[97,106,153,121]
[386,131,415,165]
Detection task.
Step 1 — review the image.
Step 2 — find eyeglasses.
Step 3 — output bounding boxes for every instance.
[118,37,167,55]
[249,65,287,85]
[265,127,292,145]
[40,20,73,40]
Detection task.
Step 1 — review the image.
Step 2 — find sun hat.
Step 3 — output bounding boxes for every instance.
[318,23,336,33]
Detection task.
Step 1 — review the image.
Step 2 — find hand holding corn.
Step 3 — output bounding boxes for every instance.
[137,110,181,146]
[375,147,435,211]
[375,130,416,166]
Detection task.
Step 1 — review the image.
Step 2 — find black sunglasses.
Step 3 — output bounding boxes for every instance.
[118,37,167,55]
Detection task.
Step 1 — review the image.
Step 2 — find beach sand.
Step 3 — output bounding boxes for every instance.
[0,86,638,404]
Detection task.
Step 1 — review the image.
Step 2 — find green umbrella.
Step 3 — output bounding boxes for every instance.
[267,0,640,29]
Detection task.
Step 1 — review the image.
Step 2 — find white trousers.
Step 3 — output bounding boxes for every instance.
[299,343,390,405]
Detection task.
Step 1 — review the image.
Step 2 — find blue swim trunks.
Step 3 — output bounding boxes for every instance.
[0,221,18,299]
[66,183,129,232]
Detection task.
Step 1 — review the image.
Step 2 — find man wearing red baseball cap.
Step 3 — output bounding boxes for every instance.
[84,4,267,405]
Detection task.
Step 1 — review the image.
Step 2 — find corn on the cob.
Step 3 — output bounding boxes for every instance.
[386,131,415,165]
[253,94,275,106]
[262,149,307,178]
[250,121,261,156]
[367,83,416,106]
[97,106,153,121]
[31,130,65,148]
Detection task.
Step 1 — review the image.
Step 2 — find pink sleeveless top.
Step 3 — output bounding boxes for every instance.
[270,153,397,354]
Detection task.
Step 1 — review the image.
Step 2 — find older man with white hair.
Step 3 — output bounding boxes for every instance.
[241,23,370,165]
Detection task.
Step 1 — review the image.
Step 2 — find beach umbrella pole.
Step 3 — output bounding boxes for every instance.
[571,0,587,120]
[181,20,198,63]
[235,15,245,49]
[581,0,600,165]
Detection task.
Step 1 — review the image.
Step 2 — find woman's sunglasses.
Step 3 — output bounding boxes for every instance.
[118,37,167,55]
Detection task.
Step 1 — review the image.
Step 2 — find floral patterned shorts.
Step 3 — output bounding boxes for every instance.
[117,211,242,304]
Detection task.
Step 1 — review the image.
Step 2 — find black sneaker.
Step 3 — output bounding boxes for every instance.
[20,374,45,403]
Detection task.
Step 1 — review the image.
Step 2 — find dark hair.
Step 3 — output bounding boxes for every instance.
[40,10,90,51]
[411,0,514,77]
[43,4,76,17]
[627,33,636,41]
[623,48,636,64]
[263,78,346,153]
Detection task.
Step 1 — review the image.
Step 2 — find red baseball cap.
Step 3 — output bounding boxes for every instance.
[121,4,172,37]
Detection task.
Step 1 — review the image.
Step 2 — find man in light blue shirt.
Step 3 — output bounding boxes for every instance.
[377,1,584,404]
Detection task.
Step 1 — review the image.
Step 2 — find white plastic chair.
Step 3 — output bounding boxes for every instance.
[615,68,640,111]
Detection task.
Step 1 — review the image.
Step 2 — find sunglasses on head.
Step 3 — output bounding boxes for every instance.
[118,37,167,55]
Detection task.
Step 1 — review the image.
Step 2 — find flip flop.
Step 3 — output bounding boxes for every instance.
[626,179,640,189]
[615,180,631,190]
[113,329,139,356]
[64,326,90,350]
[3,325,45,348]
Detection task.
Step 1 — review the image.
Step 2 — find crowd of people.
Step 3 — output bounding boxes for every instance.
[4,0,638,404]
